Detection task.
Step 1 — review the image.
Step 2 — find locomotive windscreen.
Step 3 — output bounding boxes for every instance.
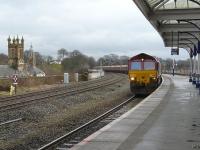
[130,61,155,70]
[144,61,155,70]
[131,61,142,70]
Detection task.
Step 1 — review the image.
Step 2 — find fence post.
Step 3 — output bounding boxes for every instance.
[64,73,69,84]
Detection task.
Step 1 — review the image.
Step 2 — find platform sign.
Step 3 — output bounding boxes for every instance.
[171,48,179,55]
[12,74,18,85]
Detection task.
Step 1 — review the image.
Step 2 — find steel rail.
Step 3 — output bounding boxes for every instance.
[0,75,114,102]
[0,78,121,110]
[0,76,120,105]
[38,95,136,150]
[0,74,119,104]
[0,118,22,126]
[0,77,123,112]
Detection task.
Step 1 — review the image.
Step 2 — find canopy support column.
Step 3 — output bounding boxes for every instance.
[189,56,193,82]
[196,53,200,87]
[193,56,197,84]
[196,42,200,87]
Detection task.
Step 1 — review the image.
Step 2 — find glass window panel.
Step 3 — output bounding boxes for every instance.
[131,62,142,70]
[146,0,161,7]
[145,0,200,10]
[144,61,155,70]
[158,0,200,9]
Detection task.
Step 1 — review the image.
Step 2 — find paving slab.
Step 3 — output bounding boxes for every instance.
[71,75,199,150]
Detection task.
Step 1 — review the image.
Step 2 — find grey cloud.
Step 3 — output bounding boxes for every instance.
[0,0,188,60]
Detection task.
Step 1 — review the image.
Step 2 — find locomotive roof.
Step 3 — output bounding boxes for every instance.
[129,53,158,62]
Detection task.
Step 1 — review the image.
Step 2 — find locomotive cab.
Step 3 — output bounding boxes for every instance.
[128,53,161,95]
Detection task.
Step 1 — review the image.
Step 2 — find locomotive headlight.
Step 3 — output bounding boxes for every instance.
[131,77,135,81]
[150,75,156,80]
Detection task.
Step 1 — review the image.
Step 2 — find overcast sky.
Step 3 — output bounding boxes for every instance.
[0,0,188,60]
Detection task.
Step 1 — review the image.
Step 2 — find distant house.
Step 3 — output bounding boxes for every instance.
[50,60,61,65]
[0,65,26,78]
[27,66,46,77]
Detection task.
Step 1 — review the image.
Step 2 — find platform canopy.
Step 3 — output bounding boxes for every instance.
[133,0,200,51]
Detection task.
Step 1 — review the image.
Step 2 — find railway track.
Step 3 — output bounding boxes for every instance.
[0,74,124,112]
[38,95,138,150]
[0,74,115,102]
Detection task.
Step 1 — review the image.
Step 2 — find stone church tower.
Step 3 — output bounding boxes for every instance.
[8,36,24,71]
[29,45,36,67]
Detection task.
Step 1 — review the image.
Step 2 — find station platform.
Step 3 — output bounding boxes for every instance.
[71,75,200,150]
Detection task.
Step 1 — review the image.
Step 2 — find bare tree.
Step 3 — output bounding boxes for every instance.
[97,54,128,66]
[70,50,82,57]
[45,56,53,64]
[0,53,8,65]
[57,48,68,60]
[120,56,129,65]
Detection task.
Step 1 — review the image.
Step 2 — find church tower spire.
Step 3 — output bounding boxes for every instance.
[8,36,24,70]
